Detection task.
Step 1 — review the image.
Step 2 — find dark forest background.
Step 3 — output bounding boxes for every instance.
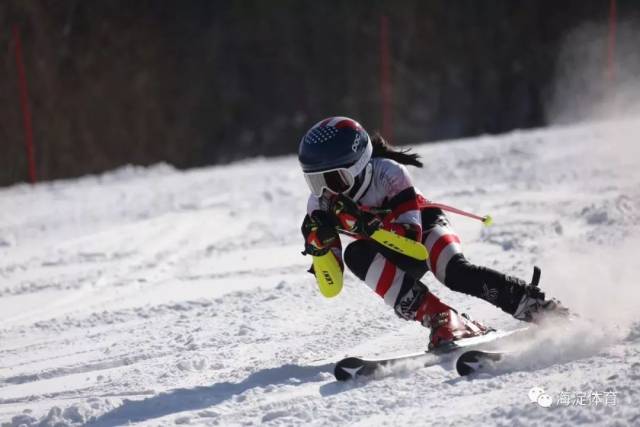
[1,1,638,186]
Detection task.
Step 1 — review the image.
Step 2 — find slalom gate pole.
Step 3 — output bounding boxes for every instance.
[607,0,617,84]
[12,24,37,184]
[379,15,393,143]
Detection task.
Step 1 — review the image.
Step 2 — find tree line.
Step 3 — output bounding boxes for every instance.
[0,0,633,185]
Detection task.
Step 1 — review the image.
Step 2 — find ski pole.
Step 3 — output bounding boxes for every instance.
[422,202,493,226]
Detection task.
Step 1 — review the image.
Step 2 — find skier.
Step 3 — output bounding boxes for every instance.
[298,116,566,349]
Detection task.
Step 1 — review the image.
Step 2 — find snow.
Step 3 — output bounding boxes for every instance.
[1,119,640,426]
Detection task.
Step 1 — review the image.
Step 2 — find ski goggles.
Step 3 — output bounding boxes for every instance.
[304,168,356,196]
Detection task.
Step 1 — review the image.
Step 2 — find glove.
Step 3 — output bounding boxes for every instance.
[301,210,339,256]
[330,194,381,236]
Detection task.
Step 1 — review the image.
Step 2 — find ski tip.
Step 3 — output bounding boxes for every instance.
[456,350,503,376]
[334,357,366,381]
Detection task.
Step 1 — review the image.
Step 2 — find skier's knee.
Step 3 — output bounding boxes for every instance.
[344,240,377,281]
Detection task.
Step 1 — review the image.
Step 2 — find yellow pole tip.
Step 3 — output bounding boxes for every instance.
[483,215,493,227]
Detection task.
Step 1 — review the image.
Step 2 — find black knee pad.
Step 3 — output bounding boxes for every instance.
[343,240,378,281]
[421,208,449,229]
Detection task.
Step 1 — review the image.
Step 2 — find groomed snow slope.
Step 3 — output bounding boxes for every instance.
[1,120,639,426]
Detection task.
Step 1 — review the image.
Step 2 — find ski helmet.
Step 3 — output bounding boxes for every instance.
[298,116,372,196]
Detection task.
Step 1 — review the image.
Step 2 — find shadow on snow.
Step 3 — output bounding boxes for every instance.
[87,362,333,426]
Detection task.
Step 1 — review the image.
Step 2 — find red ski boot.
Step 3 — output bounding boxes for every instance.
[415,292,490,350]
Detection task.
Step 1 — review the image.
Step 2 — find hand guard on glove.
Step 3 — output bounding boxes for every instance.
[301,210,339,256]
[330,194,382,237]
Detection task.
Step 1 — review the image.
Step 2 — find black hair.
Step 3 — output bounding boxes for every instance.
[371,132,423,168]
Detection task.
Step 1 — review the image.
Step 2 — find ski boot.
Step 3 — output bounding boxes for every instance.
[417,292,491,350]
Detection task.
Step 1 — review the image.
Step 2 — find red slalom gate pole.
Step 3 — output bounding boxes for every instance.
[607,0,617,84]
[12,25,37,184]
[379,15,394,144]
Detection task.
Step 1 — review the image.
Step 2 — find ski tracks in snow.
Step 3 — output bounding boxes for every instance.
[2,121,640,425]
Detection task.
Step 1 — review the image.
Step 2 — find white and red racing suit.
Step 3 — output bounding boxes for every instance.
[303,157,530,324]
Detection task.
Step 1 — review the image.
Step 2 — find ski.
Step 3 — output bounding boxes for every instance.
[456,350,506,376]
[334,352,439,381]
[334,327,529,381]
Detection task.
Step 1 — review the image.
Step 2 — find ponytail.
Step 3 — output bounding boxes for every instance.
[370,132,423,168]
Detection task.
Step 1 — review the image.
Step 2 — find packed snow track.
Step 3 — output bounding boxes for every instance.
[1,120,639,426]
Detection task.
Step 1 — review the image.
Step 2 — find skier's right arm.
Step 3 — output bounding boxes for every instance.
[301,210,341,257]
